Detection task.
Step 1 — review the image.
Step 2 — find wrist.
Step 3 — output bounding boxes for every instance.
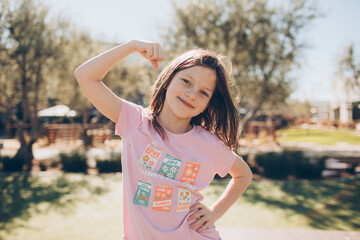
[123,40,136,54]
[128,40,138,53]
[210,205,223,221]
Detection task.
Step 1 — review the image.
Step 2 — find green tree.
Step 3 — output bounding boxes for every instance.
[163,0,317,137]
[46,29,104,149]
[0,0,69,171]
[337,44,360,95]
[0,0,154,168]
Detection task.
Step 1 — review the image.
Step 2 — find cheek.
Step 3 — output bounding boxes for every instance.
[165,85,176,98]
[198,98,211,111]
[166,82,181,95]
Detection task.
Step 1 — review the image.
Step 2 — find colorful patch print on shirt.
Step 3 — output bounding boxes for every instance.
[180,162,201,185]
[152,186,173,212]
[177,188,191,212]
[158,154,181,180]
[133,181,152,207]
[140,144,163,170]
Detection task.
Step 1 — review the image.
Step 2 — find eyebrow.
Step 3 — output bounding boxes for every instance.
[184,74,214,92]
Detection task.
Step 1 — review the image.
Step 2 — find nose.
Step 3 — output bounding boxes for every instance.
[186,88,196,100]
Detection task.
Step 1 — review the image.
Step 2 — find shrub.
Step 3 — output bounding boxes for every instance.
[50,161,60,168]
[293,156,326,179]
[280,150,303,173]
[241,153,259,174]
[255,151,291,179]
[254,150,327,180]
[59,151,88,173]
[39,162,47,171]
[1,155,24,172]
[97,152,122,173]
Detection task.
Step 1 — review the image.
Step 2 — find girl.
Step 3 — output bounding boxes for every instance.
[75,40,252,240]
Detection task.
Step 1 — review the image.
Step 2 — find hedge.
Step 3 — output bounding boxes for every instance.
[254,150,326,179]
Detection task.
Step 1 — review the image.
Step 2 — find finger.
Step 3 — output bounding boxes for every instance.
[190,202,204,212]
[187,210,203,222]
[150,60,159,69]
[189,217,206,230]
[197,221,211,233]
[188,209,208,226]
[146,46,153,58]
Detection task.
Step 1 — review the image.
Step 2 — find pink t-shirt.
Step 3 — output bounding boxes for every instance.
[115,100,236,240]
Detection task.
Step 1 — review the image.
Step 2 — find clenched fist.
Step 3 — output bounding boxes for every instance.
[132,40,165,69]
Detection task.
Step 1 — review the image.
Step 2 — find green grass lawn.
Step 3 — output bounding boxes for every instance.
[1,173,359,240]
[277,128,360,145]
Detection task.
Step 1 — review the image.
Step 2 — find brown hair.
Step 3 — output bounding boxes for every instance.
[149,49,239,150]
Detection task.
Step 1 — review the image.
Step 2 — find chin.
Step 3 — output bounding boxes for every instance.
[174,109,197,120]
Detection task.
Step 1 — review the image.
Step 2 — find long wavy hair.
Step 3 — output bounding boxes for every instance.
[149,49,239,150]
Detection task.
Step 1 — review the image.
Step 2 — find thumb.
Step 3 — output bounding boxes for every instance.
[150,60,159,69]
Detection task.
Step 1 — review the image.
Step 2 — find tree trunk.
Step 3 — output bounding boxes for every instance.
[236,88,267,149]
[15,123,36,171]
[80,110,105,149]
[81,127,93,149]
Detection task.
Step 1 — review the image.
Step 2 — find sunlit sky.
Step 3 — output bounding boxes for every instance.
[41,0,360,104]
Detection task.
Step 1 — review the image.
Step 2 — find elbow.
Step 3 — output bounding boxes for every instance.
[74,66,82,82]
[248,170,253,184]
[74,65,101,83]
[232,169,252,185]
[74,66,89,85]
[246,165,253,183]
[239,167,253,185]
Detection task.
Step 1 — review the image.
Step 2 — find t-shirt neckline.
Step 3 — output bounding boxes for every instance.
[157,119,197,138]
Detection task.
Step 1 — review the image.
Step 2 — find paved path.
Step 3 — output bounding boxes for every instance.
[218,228,360,240]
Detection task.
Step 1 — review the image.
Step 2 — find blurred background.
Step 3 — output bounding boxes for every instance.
[1,0,359,239]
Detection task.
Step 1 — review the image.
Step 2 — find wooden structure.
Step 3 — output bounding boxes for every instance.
[245,121,276,139]
[44,124,112,145]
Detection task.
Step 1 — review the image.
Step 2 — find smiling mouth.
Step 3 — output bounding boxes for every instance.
[178,97,194,108]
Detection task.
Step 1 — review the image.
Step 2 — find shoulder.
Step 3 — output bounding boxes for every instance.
[121,99,142,112]
[121,100,151,119]
[115,100,152,137]
[194,126,227,147]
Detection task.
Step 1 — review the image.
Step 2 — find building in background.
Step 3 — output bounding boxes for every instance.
[331,77,360,128]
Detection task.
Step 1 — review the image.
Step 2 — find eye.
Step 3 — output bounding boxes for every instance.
[201,91,209,97]
[182,79,190,85]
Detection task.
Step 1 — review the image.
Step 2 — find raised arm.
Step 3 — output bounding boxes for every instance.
[74,40,165,123]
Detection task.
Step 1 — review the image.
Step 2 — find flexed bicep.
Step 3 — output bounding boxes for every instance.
[74,40,165,123]
[74,41,140,123]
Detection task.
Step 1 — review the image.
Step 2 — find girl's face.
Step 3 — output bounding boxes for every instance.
[162,66,216,122]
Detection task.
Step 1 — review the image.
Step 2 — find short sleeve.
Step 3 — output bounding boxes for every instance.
[115,100,143,138]
[214,141,237,178]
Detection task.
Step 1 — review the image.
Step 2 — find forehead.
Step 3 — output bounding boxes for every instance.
[177,66,216,90]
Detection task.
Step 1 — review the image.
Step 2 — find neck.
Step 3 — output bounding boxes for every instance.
[158,112,193,134]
